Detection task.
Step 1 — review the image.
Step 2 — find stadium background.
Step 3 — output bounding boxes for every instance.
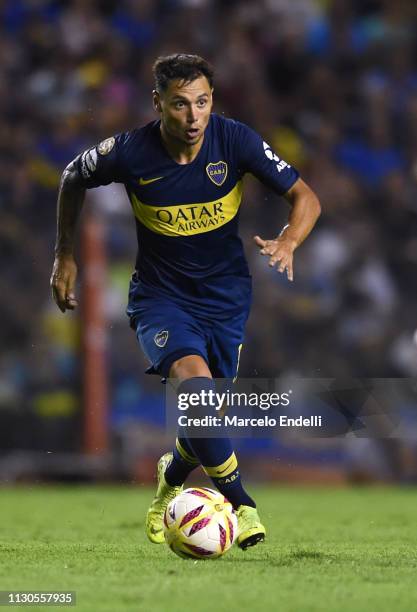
[1,0,417,485]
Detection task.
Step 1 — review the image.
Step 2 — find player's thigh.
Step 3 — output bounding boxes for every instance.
[133,299,209,376]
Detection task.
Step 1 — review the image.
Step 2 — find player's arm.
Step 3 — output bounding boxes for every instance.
[254,178,321,281]
[50,161,86,312]
[235,122,321,281]
[50,136,125,312]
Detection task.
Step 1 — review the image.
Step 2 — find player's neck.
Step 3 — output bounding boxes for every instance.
[160,125,204,165]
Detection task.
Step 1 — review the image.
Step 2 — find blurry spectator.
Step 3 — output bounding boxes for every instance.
[1,0,416,471]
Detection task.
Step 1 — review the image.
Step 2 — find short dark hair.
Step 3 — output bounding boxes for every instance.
[153,54,214,92]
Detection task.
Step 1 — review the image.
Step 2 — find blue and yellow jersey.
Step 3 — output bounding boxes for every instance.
[76,114,299,319]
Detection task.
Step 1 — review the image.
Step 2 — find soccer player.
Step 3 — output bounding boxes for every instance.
[50,54,321,550]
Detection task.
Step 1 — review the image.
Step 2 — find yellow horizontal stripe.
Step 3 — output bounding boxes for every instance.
[203,452,238,478]
[130,181,242,236]
[176,438,200,465]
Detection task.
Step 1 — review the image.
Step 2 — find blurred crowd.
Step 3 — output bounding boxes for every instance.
[1,0,417,471]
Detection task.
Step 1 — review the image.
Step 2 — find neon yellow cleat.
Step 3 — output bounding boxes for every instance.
[146,452,183,544]
[236,505,266,550]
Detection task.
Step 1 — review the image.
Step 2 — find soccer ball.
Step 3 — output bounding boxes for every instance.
[163,487,238,559]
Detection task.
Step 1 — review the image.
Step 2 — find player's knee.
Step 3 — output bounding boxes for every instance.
[169,354,212,380]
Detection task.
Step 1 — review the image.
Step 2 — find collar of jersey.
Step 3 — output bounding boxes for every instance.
[154,116,211,168]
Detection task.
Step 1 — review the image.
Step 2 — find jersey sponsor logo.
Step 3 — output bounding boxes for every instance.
[154,330,169,348]
[98,136,115,155]
[263,141,290,173]
[138,176,164,185]
[206,161,228,186]
[130,181,243,237]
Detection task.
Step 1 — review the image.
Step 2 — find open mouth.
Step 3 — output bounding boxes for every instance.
[186,128,199,138]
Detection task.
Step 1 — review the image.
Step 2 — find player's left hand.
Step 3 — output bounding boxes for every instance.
[50,254,78,312]
[253,234,297,281]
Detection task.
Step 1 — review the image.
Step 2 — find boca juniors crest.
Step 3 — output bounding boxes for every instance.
[206,161,228,186]
[154,330,169,348]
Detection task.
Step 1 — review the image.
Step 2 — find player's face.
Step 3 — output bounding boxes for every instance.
[155,76,213,146]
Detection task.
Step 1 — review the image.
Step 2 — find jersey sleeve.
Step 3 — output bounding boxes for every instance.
[235,122,299,195]
[75,133,128,188]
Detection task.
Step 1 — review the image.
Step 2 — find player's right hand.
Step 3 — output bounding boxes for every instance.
[50,254,78,312]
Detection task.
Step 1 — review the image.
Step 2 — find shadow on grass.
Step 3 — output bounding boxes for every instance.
[118,521,143,529]
[223,548,339,567]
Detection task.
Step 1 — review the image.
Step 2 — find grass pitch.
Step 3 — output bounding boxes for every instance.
[0,485,417,612]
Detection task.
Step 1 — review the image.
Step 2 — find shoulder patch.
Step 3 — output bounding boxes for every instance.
[80,147,98,179]
[98,137,115,155]
[85,148,97,172]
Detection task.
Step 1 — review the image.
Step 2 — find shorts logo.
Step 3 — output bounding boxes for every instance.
[98,137,115,155]
[206,161,228,186]
[154,330,169,348]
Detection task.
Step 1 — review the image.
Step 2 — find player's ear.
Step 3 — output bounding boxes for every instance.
[153,90,162,113]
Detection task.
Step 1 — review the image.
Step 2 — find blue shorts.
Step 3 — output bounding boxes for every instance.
[128,295,249,378]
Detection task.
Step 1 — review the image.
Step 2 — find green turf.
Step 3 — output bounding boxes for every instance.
[0,485,417,612]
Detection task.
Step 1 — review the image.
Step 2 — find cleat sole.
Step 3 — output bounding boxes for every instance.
[238,531,265,550]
